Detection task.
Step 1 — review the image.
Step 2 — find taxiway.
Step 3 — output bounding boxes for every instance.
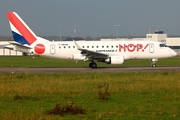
[0,66,180,73]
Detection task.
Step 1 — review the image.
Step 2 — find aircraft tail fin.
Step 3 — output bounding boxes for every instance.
[7,12,37,45]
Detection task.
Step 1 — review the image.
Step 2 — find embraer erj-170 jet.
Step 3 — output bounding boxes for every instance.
[5,12,177,68]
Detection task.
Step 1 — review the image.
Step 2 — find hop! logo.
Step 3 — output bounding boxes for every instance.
[119,44,149,52]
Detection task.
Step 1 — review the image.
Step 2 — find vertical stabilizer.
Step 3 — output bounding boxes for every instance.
[7,12,37,45]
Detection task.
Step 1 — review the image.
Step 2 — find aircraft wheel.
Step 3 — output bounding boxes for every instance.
[91,63,97,68]
[152,64,156,67]
[151,59,158,67]
[89,63,93,68]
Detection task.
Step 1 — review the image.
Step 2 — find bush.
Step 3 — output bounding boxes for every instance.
[46,102,86,115]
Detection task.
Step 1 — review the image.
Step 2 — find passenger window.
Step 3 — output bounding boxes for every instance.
[102,46,104,48]
[111,46,113,48]
[87,46,89,48]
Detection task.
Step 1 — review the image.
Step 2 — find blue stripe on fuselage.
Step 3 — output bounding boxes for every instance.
[12,31,29,45]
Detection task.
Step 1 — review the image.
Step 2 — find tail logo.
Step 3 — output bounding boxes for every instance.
[7,12,37,45]
[34,44,45,54]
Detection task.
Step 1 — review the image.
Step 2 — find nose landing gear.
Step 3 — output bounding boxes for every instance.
[151,58,158,67]
[151,63,156,67]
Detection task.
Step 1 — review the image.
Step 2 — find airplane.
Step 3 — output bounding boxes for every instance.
[5,11,177,68]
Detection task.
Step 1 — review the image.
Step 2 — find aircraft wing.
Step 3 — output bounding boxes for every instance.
[79,48,108,58]
[73,40,108,58]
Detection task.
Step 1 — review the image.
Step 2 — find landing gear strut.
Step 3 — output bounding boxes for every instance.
[151,58,158,67]
[89,62,97,68]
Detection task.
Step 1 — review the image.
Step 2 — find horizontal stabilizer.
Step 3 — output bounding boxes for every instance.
[4,44,14,50]
[9,41,32,49]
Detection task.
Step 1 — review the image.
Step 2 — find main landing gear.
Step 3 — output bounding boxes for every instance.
[89,62,97,68]
[89,59,158,68]
[151,58,158,67]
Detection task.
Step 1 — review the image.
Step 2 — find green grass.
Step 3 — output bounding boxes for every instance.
[0,56,180,119]
[0,56,180,67]
[0,72,180,119]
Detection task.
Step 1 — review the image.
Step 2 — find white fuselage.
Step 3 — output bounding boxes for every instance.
[30,40,177,61]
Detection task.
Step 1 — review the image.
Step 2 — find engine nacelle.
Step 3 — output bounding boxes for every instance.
[105,55,124,64]
[71,54,86,60]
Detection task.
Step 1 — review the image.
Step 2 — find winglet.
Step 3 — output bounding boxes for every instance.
[73,40,82,50]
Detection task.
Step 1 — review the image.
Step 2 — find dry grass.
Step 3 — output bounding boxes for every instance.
[97,83,110,100]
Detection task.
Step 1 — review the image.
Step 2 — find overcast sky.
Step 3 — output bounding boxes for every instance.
[0,0,180,37]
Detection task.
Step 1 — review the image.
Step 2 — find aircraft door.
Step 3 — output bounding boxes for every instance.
[149,43,154,53]
[50,45,55,54]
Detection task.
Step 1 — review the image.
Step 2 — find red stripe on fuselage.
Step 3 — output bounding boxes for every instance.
[7,12,36,45]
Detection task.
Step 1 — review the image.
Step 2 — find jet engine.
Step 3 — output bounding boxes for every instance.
[105,55,124,64]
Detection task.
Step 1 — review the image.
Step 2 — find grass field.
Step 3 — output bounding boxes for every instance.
[0,72,180,119]
[0,56,180,67]
[0,56,180,119]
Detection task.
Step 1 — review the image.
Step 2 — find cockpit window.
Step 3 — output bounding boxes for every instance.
[159,44,167,47]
